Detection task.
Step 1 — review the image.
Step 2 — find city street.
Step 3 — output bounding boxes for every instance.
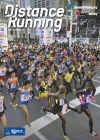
[0,69,100,140]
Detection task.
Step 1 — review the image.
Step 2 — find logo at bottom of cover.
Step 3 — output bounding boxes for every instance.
[5,128,25,135]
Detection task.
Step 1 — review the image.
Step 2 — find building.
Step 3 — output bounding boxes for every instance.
[0,0,22,40]
[0,0,27,40]
[19,0,68,39]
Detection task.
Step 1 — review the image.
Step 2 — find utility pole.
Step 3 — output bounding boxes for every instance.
[28,28,30,44]
[67,0,77,47]
[69,10,73,47]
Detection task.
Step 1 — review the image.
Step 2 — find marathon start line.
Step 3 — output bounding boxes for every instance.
[1,86,100,140]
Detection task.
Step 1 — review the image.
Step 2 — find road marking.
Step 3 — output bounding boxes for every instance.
[1,86,100,140]
[92,78,100,82]
[90,102,100,108]
[35,131,47,140]
[96,76,100,78]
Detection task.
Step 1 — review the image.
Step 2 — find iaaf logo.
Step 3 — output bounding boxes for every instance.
[11,129,23,134]
[5,128,25,135]
[74,11,89,16]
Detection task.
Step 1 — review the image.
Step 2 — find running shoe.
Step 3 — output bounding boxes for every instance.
[41,106,46,114]
[28,123,32,129]
[63,135,70,140]
[14,104,18,110]
[10,103,15,107]
[90,132,98,137]
[51,104,54,107]
[90,96,96,103]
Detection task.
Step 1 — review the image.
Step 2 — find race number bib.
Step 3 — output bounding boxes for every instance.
[59,68,62,73]
[59,99,64,106]
[28,75,32,80]
[21,94,29,102]
[0,104,3,112]
[11,83,16,89]
[68,78,71,82]
[31,65,35,71]
[54,75,57,79]
[48,79,52,85]
[86,96,89,103]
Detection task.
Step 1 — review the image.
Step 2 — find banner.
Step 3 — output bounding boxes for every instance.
[0,23,8,52]
[39,27,53,45]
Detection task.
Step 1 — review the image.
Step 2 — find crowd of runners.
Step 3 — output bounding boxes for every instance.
[0,41,100,140]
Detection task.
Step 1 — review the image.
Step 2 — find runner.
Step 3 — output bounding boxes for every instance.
[34,73,52,102]
[24,65,35,87]
[41,85,70,140]
[6,71,19,107]
[0,94,7,128]
[0,62,7,86]
[69,82,98,138]
[0,80,5,95]
[15,80,34,128]
[63,67,75,95]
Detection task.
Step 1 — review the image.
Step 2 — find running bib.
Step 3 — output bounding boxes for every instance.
[68,78,71,82]
[21,94,29,102]
[0,69,6,76]
[38,70,44,76]
[0,104,3,112]
[28,75,32,80]
[67,61,70,65]
[59,99,64,106]
[31,65,35,71]
[59,68,62,73]
[11,83,16,89]
[21,65,25,69]
[86,96,89,103]
[48,79,52,85]
[54,74,57,79]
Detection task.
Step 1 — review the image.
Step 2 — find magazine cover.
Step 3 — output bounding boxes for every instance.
[0,0,100,140]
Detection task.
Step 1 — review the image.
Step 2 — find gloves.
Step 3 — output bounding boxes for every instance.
[80,100,85,105]
[91,96,94,100]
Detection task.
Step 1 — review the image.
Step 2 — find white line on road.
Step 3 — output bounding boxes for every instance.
[1,86,100,140]
[96,76,100,78]
[90,102,100,108]
[35,131,48,140]
[92,78,100,82]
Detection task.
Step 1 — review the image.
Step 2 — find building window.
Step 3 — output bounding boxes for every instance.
[47,1,50,7]
[38,1,41,8]
[1,8,3,19]
[34,2,37,8]
[42,2,45,8]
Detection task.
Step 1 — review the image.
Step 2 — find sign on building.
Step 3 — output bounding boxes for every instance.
[38,27,53,45]
[0,23,8,52]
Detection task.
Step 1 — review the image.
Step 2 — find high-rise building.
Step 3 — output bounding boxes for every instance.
[19,0,68,39]
[0,0,24,39]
